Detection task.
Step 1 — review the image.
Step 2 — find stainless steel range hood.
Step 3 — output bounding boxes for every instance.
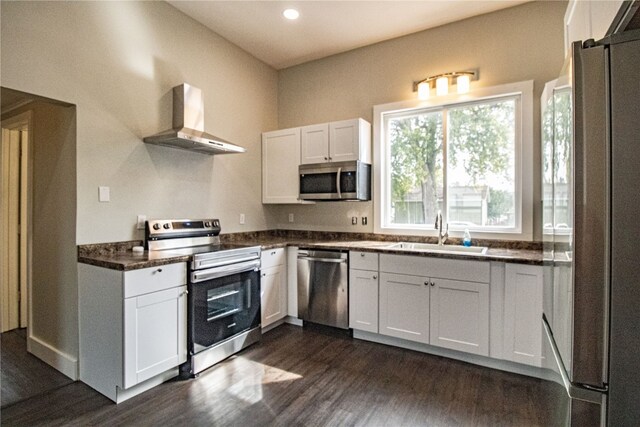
[143,84,246,155]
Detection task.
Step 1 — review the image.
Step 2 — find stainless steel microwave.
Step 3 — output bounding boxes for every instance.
[299,160,371,201]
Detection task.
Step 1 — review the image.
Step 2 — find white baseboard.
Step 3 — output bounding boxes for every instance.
[353,330,558,382]
[27,335,78,380]
[284,316,303,326]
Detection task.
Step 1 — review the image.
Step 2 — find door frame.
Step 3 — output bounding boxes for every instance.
[1,111,33,331]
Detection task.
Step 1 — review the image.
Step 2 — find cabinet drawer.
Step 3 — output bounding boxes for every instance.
[349,251,379,271]
[380,254,489,283]
[124,263,186,298]
[261,248,286,269]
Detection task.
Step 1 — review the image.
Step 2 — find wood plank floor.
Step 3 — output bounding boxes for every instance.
[0,324,566,426]
[1,328,74,408]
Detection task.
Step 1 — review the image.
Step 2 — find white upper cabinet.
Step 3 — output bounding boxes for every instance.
[564,0,623,57]
[300,118,371,165]
[262,127,304,204]
[300,123,330,164]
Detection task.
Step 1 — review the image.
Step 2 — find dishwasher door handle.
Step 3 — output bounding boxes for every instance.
[297,257,347,263]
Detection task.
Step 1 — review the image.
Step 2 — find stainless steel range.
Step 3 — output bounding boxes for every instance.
[146,219,261,378]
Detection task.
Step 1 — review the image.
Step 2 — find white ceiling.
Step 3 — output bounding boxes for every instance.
[168,1,530,70]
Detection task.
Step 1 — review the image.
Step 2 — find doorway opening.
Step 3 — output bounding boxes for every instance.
[1,87,76,407]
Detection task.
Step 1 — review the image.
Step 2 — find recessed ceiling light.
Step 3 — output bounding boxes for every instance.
[282,8,299,20]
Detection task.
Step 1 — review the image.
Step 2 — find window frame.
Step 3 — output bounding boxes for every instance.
[373,80,534,240]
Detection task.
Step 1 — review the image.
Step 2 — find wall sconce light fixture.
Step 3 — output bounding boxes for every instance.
[413,70,477,100]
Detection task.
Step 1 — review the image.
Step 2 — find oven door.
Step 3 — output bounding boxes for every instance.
[189,260,260,353]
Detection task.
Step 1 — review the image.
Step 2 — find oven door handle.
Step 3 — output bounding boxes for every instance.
[194,254,260,270]
[191,260,260,283]
[336,167,342,199]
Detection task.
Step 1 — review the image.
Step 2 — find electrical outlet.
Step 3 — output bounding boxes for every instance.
[239,213,245,225]
[288,213,294,223]
[136,215,147,230]
[362,217,368,225]
[351,216,358,225]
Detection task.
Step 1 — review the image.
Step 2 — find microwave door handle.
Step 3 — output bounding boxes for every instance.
[336,167,342,199]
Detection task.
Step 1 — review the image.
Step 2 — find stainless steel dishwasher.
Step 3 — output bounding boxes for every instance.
[297,249,348,329]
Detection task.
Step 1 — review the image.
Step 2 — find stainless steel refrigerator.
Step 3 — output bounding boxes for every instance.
[542,29,640,426]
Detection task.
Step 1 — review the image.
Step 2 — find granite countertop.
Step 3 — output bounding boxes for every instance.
[78,231,543,271]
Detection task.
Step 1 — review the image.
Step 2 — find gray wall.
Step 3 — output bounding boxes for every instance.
[1,1,279,245]
[269,1,567,241]
[1,1,278,365]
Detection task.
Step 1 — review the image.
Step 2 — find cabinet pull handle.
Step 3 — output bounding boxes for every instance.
[324,156,328,160]
[271,251,276,255]
[155,268,163,273]
[360,253,365,257]
[181,290,189,296]
[373,275,377,279]
[430,281,435,287]
[424,281,429,286]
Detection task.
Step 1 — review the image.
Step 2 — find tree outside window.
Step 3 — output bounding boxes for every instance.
[386,96,518,231]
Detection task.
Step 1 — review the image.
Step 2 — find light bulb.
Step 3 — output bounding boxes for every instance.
[457,74,470,94]
[436,76,449,96]
[417,81,430,100]
[283,9,299,20]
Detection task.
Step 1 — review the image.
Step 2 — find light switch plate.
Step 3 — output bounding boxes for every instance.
[239,213,245,225]
[288,213,294,223]
[98,186,110,202]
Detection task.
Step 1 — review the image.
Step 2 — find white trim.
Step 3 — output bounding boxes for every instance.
[1,112,33,331]
[373,80,534,241]
[27,334,78,380]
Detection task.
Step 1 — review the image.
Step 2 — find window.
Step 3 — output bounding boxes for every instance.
[374,81,533,238]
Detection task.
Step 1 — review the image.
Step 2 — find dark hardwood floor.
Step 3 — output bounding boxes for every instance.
[1,328,74,408]
[0,324,566,426]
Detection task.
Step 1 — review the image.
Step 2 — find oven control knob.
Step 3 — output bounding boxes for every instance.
[152,223,160,230]
[163,223,170,229]
[204,221,211,227]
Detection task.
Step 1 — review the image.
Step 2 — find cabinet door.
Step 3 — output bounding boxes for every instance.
[301,123,329,164]
[329,119,361,163]
[379,272,430,344]
[349,269,379,333]
[430,278,489,356]
[503,264,543,367]
[262,128,302,204]
[261,265,286,328]
[123,285,187,388]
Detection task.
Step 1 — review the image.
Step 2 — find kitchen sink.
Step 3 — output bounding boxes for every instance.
[385,242,488,255]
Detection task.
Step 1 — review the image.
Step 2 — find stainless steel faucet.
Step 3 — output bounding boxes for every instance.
[434,210,449,246]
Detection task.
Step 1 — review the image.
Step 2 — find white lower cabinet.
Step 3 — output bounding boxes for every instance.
[79,262,187,403]
[503,263,544,367]
[349,270,379,333]
[261,248,287,329]
[379,272,430,344]
[123,286,187,388]
[430,278,489,356]
[378,254,490,354]
[349,251,379,333]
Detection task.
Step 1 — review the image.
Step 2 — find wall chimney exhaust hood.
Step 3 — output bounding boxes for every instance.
[143,83,246,155]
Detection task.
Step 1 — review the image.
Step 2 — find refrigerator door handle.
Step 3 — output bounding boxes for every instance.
[543,315,607,404]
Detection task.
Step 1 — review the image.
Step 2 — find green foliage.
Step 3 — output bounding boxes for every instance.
[388,98,517,225]
[448,100,514,186]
